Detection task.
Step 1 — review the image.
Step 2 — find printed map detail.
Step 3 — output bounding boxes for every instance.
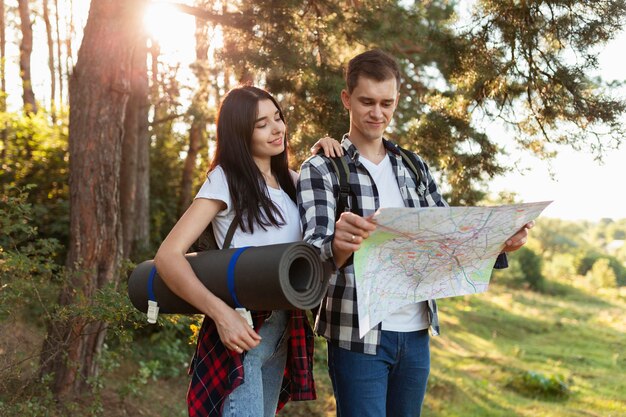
[353,201,551,338]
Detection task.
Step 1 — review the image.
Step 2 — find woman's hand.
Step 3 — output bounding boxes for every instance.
[310,136,344,157]
[213,303,262,353]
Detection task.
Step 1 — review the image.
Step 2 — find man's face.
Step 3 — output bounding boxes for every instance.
[341,76,399,143]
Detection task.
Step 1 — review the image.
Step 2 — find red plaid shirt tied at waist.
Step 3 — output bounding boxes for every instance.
[187,309,316,417]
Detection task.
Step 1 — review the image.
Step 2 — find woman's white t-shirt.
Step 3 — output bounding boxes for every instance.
[195,166,301,248]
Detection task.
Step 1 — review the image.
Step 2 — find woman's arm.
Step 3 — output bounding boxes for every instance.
[154,198,261,352]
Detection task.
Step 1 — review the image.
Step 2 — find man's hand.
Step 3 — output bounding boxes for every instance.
[331,212,377,267]
[503,221,535,252]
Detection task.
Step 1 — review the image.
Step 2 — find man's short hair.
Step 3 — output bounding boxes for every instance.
[345,49,401,93]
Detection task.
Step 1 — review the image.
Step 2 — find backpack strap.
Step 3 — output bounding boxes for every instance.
[397,147,426,197]
[327,156,352,219]
[192,214,240,252]
[221,215,240,249]
[325,145,426,218]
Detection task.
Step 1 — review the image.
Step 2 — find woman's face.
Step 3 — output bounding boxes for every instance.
[250,99,285,162]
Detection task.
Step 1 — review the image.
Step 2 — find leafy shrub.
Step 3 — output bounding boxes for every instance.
[495,247,546,290]
[586,258,618,289]
[507,370,570,400]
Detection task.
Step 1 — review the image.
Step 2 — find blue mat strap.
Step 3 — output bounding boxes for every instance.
[148,265,157,302]
[227,247,251,308]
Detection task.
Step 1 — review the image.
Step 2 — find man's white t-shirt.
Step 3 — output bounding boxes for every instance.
[195,166,301,248]
[359,155,429,332]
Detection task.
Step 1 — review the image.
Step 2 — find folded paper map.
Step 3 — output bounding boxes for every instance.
[353,201,552,338]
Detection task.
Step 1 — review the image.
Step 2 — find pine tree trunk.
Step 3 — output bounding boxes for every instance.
[121,34,149,258]
[178,16,210,215]
[0,1,7,163]
[39,0,146,398]
[17,0,37,114]
[54,0,64,108]
[43,0,57,120]
[0,1,5,108]
[65,0,74,85]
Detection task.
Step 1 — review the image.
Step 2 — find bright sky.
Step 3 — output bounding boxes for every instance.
[5,2,626,221]
[488,31,626,221]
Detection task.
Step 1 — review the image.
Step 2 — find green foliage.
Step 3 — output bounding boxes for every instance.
[576,251,626,286]
[0,109,70,258]
[586,258,618,289]
[0,187,63,323]
[525,217,586,257]
[506,370,570,400]
[498,246,545,291]
[216,0,626,203]
[543,253,577,281]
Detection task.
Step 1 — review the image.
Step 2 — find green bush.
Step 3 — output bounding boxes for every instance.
[507,370,570,400]
[586,258,618,289]
[501,247,545,291]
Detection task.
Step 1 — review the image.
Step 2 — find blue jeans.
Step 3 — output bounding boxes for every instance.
[327,329,430,417]
[222,310,289,417]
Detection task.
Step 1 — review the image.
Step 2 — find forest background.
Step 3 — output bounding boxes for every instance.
[1,0,625,416]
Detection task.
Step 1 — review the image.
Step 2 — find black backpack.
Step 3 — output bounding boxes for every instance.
[191,214,239,253]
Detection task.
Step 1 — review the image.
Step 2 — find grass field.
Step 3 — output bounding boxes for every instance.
[283,275,626,416]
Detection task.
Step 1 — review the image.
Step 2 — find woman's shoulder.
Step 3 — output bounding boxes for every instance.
[207,165,226,180]
[197,165,230,201]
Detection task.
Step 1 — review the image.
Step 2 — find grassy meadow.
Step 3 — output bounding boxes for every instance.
[96,274,626,417]
[280,276,626,417]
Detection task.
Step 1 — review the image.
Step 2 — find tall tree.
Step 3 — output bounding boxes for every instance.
[17,0,37,114]
[43,0,57,120]
[0,0,7,162]
[0,0,5,107]
[54,0,64,108]
[120,29,150,259]
[65,0,75,86]
[178,11,211,216]
[209,0,626,204]
[39,0,146,397]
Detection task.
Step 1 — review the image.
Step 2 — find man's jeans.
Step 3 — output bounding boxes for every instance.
[327,329,430,417]
[222,310,288,417]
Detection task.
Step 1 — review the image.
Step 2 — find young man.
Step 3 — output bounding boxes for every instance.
[297,49,532,417]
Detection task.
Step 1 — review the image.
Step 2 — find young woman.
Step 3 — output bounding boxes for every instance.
[154,86,341,417]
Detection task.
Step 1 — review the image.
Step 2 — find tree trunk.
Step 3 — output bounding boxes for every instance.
[17,0,37,113]
[177,15,210,215]
[17,0,37,114]
[39,0,146,398]
[54,0,64,109]
[43,0,57,121]
[65,0,75,84]
[120,33,150,259]
[0,0,5,107]
[1,1,7,163]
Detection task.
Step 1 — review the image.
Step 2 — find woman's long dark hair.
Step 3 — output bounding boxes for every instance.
[208,86,297,233]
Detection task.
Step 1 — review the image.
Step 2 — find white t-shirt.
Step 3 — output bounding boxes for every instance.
[195,166,301,248]
[359,155,429,332]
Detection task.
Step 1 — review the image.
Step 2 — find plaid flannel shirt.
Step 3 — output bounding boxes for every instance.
[187,309,316,417]
[297,136,508,355]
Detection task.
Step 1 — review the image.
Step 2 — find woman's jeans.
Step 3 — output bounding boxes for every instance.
[222,310,289,417]
[327,329,430,417]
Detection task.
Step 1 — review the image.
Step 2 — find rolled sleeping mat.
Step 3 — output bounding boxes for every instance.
[128,242,331,314]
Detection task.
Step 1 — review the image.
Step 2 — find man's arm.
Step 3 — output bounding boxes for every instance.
[298,156,380,268]
[297,156,339,264]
